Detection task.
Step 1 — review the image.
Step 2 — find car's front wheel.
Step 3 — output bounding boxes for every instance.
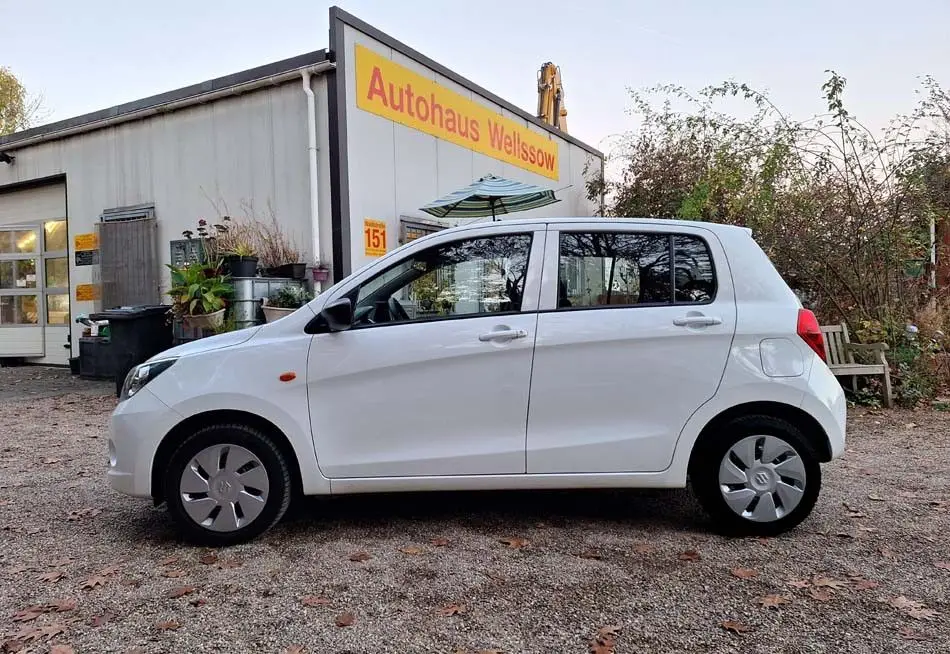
[163,423,292,546]
[691,415,822,536]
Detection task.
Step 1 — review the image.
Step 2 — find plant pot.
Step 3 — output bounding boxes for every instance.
[275,263,306,280]
[182,309,225,330]
[262,305,296,323]
[312,266,331,283]
[225,255,258,278]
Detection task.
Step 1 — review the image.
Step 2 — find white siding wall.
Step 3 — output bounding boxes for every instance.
[0,76,331,357]
[341,24,603,273]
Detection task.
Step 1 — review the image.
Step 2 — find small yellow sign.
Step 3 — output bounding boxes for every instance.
[364,219,388,257]
[355,44,559,180]
[74,233,98,251]
[75,283,100,302]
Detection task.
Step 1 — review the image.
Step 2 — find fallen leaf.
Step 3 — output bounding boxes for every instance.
[934,561,950,571]
[596,625,620,640]
[807,588,833,602]
[188,598,207,607]
[6,565,34,575]
[845,511,867,518]
[66,508,101,521]
[334,612,355,627]
[589,625,620,654]
[431,537,451,547]
[90,613,112,627]
[11,608,45,623]
[14,623,65,643]
[162,569,186,578]
[168,586,196,598]
[868,494,885,502]
[160,556,179,566]
[97,564,122,576]
[284,647,306,654]
[579,549,603,560]
[301,596,331,607]
[216,558,243,569]
[50,646,74,654]
[399,546,423,555]
[757,594,790,609]
[812,576,847,590]
[756,537,770,546]
[678,550,701,562]
[41,458,62,465]
[631,543,654,555]
[38,571,65,583]
[199,552,218,565]
[834,531,856,539]
[81,575,107,591]
[888,596,940,621]
[0,639,24,653]
[49,599,77,612]
[898,626,930,641]
[348,552,371,563]
[721,620,750,635]
[440,604,465,616]
[731,567,758,579]
[852,578,880,591]
[156,620,180,631]
[499,537,529,549]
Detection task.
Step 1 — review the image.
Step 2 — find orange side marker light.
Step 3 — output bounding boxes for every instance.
[279,372,297,382]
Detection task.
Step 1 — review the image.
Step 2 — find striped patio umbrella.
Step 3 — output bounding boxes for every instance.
[420,174,560,221]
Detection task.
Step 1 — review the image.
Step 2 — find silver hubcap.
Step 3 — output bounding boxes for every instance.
[719,435,806,522]
[180,444,269,532]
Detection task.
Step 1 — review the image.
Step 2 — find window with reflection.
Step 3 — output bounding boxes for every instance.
[349,233,533,327]
[558,231,716,308]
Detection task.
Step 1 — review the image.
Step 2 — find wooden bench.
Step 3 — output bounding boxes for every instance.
[820,322,893,407]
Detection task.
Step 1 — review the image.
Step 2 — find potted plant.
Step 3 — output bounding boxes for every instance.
[256,214,306,280]
[262,285,314,323]
[311,262,331,284]
[166,261,234,330]
[225,241,259,278]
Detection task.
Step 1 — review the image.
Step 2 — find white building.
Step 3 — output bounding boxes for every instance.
[0,7,603,366]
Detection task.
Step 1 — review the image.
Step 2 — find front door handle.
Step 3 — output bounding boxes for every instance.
[673,315,722,327]
[478,329,528,342]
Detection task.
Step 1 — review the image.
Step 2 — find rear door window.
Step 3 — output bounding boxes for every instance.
[557,231,716,309]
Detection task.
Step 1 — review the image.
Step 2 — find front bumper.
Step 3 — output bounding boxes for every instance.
[108,387,182,498]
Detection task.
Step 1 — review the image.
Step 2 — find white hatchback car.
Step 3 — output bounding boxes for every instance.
[110,217,845,545]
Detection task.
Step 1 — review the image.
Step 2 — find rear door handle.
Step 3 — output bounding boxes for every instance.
[673,315,722,327]
[478,329,528,342]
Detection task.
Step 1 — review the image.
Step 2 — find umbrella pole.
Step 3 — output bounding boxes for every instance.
[491,198,497,222]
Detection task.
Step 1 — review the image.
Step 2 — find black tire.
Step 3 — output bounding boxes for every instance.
[163,423,292,546]
[690,415,822,537]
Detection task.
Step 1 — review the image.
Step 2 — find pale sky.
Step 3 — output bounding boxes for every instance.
[3,0,949,154]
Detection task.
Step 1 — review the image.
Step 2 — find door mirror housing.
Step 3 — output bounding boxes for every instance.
[318,297,354,332]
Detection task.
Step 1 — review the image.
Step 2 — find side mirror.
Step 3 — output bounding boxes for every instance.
[320,297,354,332]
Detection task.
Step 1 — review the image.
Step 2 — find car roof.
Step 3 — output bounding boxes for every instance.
[436,216,753,236]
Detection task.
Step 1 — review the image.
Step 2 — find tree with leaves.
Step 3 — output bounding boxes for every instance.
[0,66,44,135]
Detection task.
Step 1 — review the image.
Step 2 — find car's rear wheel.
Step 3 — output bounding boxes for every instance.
[163,423,292,546]
[691,415,821,536]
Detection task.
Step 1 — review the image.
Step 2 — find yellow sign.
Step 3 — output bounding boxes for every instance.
[74,233,98,251]
[355,44,559,181]
[75,283,100,302]
[364,219,387,257]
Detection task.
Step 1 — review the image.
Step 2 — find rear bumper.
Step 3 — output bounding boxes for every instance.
[801,358,847,460]
[108,387,182,498]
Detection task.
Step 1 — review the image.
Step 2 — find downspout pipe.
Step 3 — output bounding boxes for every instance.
[302,68,324,291]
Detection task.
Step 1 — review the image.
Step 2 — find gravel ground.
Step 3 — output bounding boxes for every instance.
[1,367,948,653]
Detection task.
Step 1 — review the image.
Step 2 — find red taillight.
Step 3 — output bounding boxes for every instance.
[797,309,826,362]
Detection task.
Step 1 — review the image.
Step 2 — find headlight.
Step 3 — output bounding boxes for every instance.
[120,359,177,401]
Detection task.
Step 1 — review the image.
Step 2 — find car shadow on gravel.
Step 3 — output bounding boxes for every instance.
[101,488,708,547]
[279,487,708,536]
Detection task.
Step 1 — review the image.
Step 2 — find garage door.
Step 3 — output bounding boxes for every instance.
[0,183,70,364]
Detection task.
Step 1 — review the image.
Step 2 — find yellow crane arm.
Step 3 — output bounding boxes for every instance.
[537,62,568,133]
